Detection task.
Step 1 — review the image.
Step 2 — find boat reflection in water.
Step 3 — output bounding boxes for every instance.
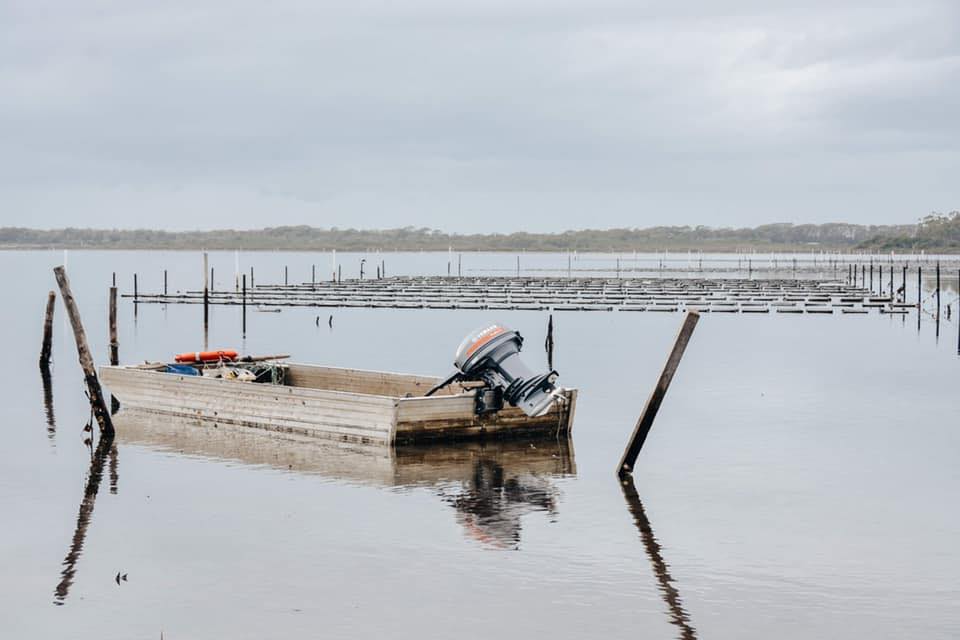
[114,411,576,550]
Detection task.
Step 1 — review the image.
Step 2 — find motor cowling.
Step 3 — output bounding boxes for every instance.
[452,324,561,417]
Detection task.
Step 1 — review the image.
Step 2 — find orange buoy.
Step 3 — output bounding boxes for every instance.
[174,349,239,363]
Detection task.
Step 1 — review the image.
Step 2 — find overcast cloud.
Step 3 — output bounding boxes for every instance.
[1,0,958,231]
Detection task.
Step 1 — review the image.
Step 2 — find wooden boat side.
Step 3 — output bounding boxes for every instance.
[101,366,399,446]
[394,388,577,444]
[284,363,461,397]
[101,364,578,446]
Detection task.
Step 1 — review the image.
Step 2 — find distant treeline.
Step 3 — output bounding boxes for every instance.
[857,211,960,250]
[1,216,957,252]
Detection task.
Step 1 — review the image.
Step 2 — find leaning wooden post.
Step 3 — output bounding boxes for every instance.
[53,266,114,436]
[618,310,700,476]
[40,291,56,367]
[108,287,119,366]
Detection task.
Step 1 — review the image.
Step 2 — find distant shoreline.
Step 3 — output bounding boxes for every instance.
[1,218,957,252]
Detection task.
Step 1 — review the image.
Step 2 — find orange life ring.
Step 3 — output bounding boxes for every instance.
[174,349,239,363]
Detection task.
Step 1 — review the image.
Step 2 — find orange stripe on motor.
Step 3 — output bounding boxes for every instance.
[465,327,506,359]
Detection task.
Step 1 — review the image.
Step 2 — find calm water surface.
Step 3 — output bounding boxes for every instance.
[1,250,958,639]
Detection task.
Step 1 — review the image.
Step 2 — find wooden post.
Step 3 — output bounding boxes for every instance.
[618,310,700,476]
[133,273,138,302]
[203,252,209,330]
[902,266,907,302]
[40,291,56,367]
[242,274,247,336]
[311,264,315,285]
[338,265,341,283]
[250,266,255,288]
[878,265,882,294]
[284,265,289,285]
[936,261,941,320]
[52,266,114,436]
[108,287,119,366]
[545,314,555,370]
[210,267,215,292]
[163,269,168,296]
[40,364,56,441]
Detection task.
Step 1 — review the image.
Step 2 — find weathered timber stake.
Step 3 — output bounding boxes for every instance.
[52,266,114,436]
[40,290,56,367]
[311,264,316,285]
[250,266,255,287]
[163,269,168,295]
[242,274,247,336]
[545,314,555,370]
[40,364,56,441]
[108,287,119,366]
[936,262,941,320]
[878,265,882,294]
[133,273,138,302]
[210,268,215,291]
[203,252,209,330]
[917,266,923,332]
[618,310,700,476]
[112,272,116,287]
[338,265,341,282]
[284,265,288,285]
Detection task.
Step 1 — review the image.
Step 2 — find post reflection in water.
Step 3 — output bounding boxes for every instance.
[53,432,116,605]
[114,411,575,549]
[620,476,698,640]
[39,365,56,443]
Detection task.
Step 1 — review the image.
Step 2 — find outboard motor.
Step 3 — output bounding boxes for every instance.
[427,324,563,417]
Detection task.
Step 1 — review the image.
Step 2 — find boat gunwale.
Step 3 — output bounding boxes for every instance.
[101,363,467,404]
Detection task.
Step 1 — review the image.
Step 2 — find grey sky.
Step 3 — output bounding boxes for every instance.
[2,0,958,231]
